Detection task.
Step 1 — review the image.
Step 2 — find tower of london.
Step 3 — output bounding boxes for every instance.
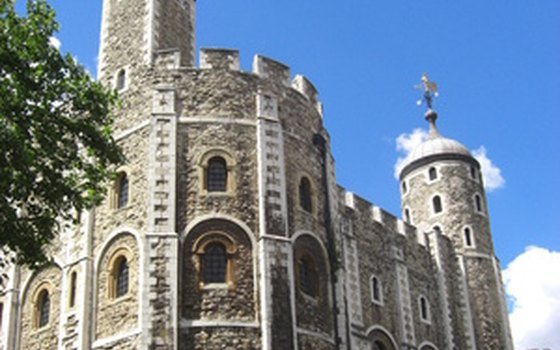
[0,1,513,349]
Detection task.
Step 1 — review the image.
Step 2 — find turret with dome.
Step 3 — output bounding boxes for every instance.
[399,75,513,349]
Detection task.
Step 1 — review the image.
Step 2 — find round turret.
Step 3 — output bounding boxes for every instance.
[399,108,491,253]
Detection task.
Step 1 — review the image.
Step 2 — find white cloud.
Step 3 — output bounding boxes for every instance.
[472,146,505,191]
[503,246,560,350]
[393,128,428,178]
[49,36,61,50]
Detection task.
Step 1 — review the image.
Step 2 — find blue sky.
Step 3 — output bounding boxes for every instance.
[20,1,560,347]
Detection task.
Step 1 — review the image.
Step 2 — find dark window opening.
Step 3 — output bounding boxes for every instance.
[428,167,437,181]
[371,276,381,302]
[475,194,482,212]
[202,243,227,284]
[38,290,50,328]
[432,196,442,213]
[470,166,477,179]
[298,256,317,297]
[118,173,129,208]
[465,228,473,247]
[402,181,407,193]
[373,341,387,350]
[404,209,411,223]
[116,69,126,90]
[206,157,228,192]
[299,177,312,213]
[69,272,77,307]
[115,257,129,298]
[420,296,429,321]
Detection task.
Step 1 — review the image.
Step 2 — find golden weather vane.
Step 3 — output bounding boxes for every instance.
[415,73,438,110]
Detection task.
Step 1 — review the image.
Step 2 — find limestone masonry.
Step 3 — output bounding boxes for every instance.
[0,0,513,349]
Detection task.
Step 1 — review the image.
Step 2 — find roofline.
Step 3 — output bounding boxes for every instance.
[399,153,480,180]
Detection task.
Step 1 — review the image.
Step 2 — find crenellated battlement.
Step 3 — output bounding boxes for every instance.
[200,48,240,71]
[152,48,324,115]
[340,188,423,246]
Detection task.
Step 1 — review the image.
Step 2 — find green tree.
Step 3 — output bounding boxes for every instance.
[0,0,122,268]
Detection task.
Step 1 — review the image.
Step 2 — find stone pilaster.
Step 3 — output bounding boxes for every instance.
[256,92,295,349]
[426,230,454,350]
[392,246,416,349]
[142,87,179,349]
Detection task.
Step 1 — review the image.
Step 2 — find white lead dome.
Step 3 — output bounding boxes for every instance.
[399,109,473,176]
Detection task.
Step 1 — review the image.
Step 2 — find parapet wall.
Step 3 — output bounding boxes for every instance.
[153,47,323,116]
[338,186,422,246]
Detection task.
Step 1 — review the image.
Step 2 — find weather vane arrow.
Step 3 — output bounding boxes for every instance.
[415,73,439,110]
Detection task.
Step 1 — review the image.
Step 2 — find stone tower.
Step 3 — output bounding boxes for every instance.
[399,107,513,349]
[98,0,195,77]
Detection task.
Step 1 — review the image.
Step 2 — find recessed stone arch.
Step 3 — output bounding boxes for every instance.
[182,218,255,322]
[19,264,63,350]
[94,231,140,340]
[365,325,399,350]
[292,231,333,336]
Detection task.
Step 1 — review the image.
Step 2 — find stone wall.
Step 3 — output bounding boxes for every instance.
[95,233,140,340]
[19,265,62,350]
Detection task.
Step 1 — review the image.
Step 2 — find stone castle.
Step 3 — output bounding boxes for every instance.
[0,1,513,349]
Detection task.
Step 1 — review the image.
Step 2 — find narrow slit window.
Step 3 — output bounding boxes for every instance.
[371,275,382,304]
[432,195,443,214]
[206,157,228,192]
[117,173,129,208]
[470,166,477,180]
[419,296,430,322]
[69,272,77,307]
[475,194,483,212]
[299,177,312,213]
[116,69,126,91]
[464,227,473,247]
[402,181,408,194]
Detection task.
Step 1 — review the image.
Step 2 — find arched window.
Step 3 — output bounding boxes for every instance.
[464,227,473,247]
[299,177,312,213]
[117,173,129,208]
[201,243,227,284]
[419,295,430,323]
[474,194,483,212]
[116,69,126,91]
[373,341,387,350]
[111,256,129,298]
[428,167,438,181]
[69,271,77,308]
[432,195,442,214]
[298,254,318,297]
[36,289,50,328]
[470,166,477,180]
[206,156,227,192]
[371,275,383,304]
